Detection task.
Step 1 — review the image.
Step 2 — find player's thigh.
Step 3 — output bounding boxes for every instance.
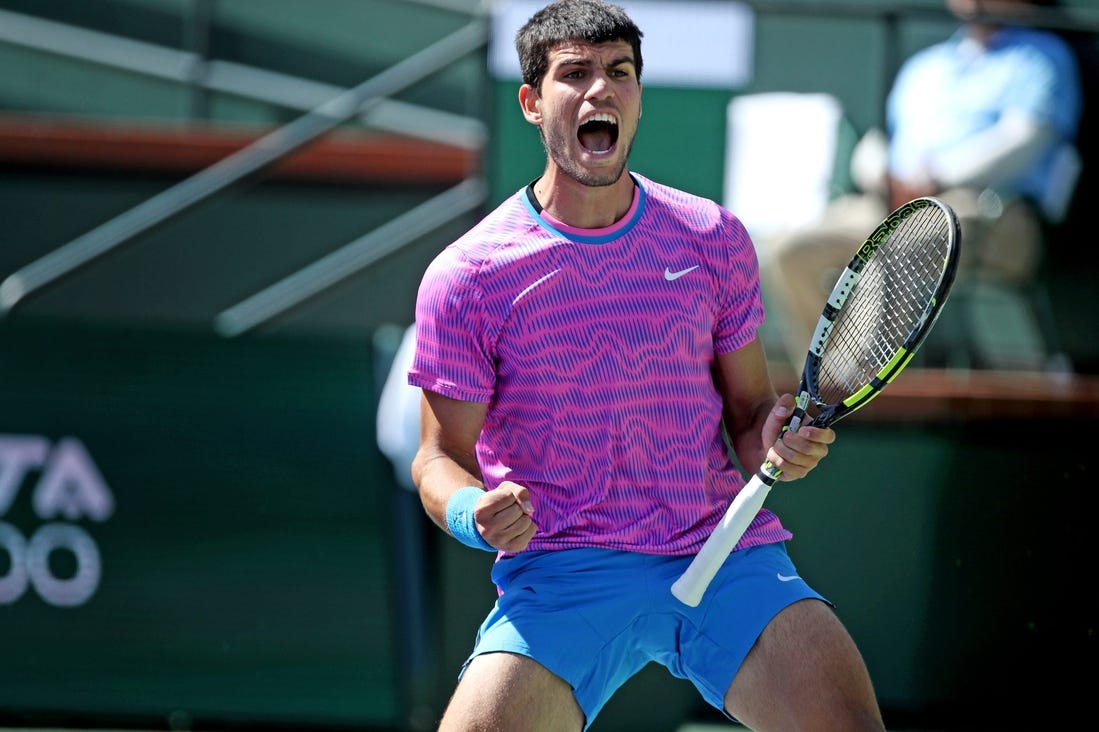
[440,651,585,732]
[724,598,884,732]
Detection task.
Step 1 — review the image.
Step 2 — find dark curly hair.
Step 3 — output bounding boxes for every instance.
[515,0,644,89]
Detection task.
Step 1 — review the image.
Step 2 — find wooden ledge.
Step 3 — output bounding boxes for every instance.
[0,113,479,185]
[770,367,1099,422]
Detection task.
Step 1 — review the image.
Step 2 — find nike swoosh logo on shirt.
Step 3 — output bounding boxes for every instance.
[664,265,699,281]
[776,573,800,582]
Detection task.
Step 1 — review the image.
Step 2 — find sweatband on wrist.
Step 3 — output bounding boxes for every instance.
[445,486,495,552]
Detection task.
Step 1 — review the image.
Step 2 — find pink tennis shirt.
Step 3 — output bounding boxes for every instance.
[410,173,791,555]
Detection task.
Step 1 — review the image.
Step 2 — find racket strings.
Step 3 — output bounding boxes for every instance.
[815,207,952,404]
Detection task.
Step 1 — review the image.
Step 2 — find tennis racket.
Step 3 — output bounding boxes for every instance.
[671,196,961,607]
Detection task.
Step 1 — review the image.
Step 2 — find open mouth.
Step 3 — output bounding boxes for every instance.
[578,113,618,154]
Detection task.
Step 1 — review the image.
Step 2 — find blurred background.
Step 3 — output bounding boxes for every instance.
[0,1,1096,730]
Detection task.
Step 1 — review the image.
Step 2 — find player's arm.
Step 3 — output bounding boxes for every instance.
[714,337,833,481]
[412,389,536,552]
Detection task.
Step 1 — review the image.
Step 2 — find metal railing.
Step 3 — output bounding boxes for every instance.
[0,5,490,329]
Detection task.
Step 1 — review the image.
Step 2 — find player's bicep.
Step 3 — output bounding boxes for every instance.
[418,389,486,476]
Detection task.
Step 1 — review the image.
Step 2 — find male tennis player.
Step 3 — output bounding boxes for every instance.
[409,1,884,729]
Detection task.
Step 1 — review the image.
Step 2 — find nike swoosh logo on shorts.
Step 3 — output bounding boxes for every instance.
[776,573,800,582]
[664,265,699,281]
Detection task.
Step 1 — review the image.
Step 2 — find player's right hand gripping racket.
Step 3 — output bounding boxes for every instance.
[671,196,961,607]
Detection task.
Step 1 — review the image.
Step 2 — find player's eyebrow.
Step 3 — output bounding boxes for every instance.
[606,55,636,71]
[557,54,636,71]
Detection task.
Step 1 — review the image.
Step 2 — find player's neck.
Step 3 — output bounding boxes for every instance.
[532,169,636,229]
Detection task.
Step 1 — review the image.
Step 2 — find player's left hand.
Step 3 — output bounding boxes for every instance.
[763,394,836,481]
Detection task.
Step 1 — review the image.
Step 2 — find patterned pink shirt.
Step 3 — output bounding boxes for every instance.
[410,173,791,555]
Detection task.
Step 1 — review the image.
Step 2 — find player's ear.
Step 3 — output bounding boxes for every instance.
[519,84,542,125]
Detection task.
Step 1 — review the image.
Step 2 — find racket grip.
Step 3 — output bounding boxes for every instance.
[671,475,773,607]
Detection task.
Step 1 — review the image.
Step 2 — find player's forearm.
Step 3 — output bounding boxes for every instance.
[728,398,778,476]
[411,447,484,531]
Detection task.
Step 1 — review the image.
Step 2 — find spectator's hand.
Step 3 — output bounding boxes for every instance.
[888,175,938,210]
[475,481,537,552]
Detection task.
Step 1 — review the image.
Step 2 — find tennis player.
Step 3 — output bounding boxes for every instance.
[409,1,884,729]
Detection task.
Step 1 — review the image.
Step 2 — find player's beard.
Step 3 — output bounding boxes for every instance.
[540,126,633,188]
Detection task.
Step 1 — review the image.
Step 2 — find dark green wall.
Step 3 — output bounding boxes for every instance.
[0,322,405,728]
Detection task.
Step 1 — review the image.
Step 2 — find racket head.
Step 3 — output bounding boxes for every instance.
[800,196,961,428]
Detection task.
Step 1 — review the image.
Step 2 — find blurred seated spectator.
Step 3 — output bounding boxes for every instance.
[761,0,1082,371]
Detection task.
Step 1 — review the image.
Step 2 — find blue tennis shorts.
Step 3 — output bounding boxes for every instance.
[459,542,827,729]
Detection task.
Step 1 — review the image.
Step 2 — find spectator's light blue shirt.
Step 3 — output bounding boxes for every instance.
[887,26,1082,204]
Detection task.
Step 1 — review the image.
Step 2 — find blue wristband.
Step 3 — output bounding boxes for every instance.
[445,486,495,552]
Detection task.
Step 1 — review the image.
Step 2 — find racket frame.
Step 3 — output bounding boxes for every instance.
[802,197,960,429]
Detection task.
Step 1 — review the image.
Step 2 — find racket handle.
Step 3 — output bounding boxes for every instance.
[671,474,773,607]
